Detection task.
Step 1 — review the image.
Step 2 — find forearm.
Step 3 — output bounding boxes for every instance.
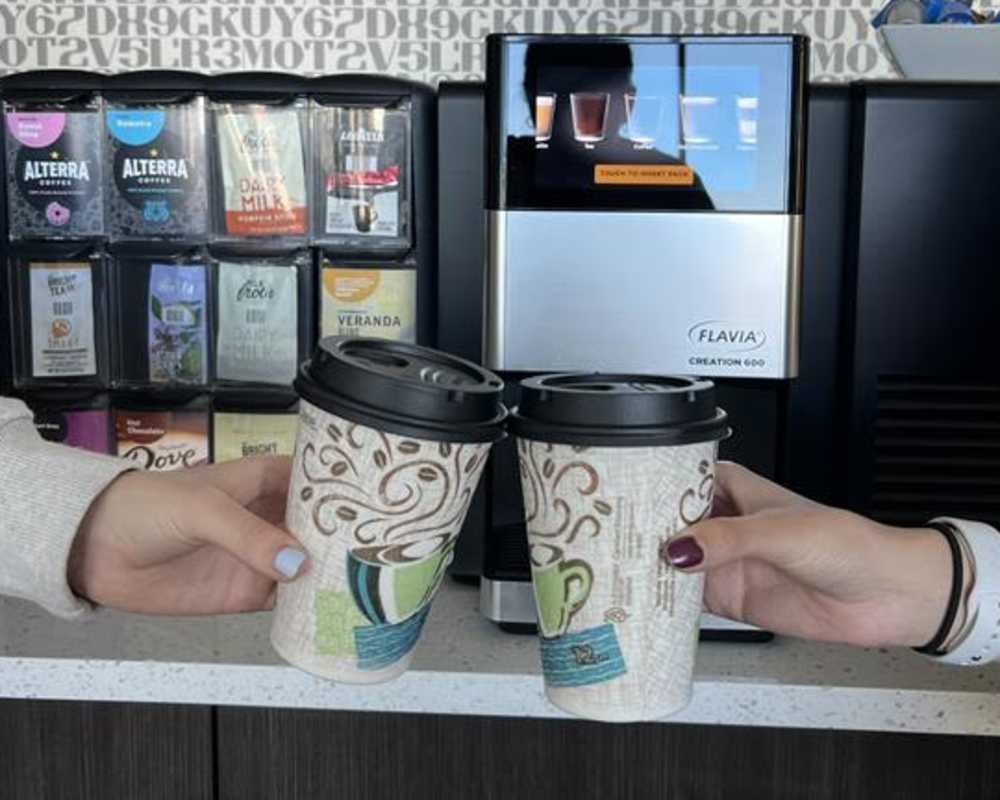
[0,397,131,617]
[880,525,968,648]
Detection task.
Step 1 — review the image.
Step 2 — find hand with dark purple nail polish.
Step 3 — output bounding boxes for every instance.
[663,537,704,569]
[661,462,958,650]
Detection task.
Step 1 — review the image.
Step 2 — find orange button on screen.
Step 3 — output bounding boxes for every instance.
[594,164,694,186]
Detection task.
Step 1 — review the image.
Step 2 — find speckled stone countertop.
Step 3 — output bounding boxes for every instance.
[2,580,999,735]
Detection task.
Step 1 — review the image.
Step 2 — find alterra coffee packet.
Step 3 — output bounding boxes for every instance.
[105,99,209,240]
[5,108,104,239]
[216,104,308,238]
[148,262,207,385]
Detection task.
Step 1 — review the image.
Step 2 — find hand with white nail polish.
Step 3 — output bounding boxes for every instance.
[68,456,308,615]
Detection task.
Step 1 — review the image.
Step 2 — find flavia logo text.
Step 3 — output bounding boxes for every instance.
[688,321,767,353]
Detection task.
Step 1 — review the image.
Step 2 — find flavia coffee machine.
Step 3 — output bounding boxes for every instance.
[475,34,808,636]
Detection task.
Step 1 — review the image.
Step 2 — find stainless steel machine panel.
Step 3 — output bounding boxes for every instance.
[485,209,801,379]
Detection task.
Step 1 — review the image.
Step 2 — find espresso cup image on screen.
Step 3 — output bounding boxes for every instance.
[271,337,507,684]
[510,373,730,723]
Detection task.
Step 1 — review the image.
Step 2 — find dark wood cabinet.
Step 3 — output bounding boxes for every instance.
[0,700,213,800]
[216,709,1000,800]
[4,699,999,800]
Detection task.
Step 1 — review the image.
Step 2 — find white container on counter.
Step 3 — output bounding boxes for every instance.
[880,24,1000,81]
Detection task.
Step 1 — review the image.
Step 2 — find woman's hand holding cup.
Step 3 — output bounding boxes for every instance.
[664,463,962,650]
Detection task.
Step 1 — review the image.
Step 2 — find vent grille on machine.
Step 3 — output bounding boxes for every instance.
[871,377,1000,529]
[492,523,532,577]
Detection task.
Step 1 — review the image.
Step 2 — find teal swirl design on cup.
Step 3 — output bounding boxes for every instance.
[539,623,627,688]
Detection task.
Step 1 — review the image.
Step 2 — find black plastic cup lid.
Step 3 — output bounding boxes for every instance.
[510,373,730,447]
[295,337,507,443]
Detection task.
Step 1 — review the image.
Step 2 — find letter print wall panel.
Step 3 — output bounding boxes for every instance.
[0,1,903,83]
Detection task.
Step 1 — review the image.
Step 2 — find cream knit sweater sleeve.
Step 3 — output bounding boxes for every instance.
[0,397,131,618]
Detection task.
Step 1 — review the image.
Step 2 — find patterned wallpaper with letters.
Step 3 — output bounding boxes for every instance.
[0,0,917,84]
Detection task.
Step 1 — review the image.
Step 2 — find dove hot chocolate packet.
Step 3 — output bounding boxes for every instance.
[114,408,210,472]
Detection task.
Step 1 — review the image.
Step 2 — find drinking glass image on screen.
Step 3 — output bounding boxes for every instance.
[534,93,556,143]
[495,37,794,212]
[736,96,758,146]
[679,95,721,147]
[569,92,609,146]
[624,94,664,147]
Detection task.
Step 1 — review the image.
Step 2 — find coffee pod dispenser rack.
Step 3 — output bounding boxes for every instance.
[1,70,437,468]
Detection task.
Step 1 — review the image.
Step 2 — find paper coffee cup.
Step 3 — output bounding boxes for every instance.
[510,374,730,722]
[272,337,506,683]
